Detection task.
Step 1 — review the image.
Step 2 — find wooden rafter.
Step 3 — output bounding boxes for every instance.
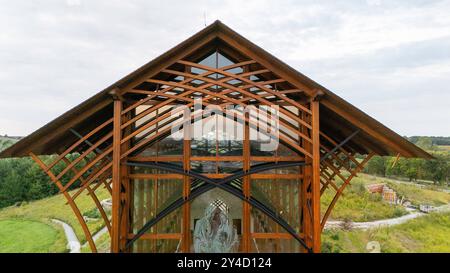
[29,153,98,252]
[320,152,375,230]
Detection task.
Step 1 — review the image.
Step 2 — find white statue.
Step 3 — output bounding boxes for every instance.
[194,203,239,253]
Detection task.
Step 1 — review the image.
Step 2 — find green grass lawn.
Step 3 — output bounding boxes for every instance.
[0,219,66,253]
[322,211,450,253]
[0,186,110,250]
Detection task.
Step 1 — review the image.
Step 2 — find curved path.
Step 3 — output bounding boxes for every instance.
[325,204,450,230]
[51,219,80,253]
[52,219,108,253]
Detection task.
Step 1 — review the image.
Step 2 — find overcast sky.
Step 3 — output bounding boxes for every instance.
[0,0,449,137]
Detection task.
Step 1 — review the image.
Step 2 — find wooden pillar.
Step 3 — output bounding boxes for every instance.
[182,65,192,253]
[111,99,122,253]
[301,110,312,252]
[242,112,251,252]
[311,100,321,253]
[182,139,191,252]
[120,108,131,252]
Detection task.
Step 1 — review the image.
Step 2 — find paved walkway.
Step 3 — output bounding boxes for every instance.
[52,219,80,253]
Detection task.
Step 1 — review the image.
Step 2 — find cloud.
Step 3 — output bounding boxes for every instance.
[0,0,449,137]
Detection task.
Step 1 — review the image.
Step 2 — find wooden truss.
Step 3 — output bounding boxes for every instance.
[29,49,374,253]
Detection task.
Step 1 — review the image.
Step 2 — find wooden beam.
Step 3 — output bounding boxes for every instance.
[301,108,312,252]
[119,108,132,252]
[216,31,316,97]
[321,99,412,157]
[311,100,321,253]
[242,110,251,252]
[62,157,112,235]
[111,99,122,252]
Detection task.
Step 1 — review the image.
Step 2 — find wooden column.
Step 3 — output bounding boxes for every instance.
[182,65,192,253]
[111,99,122,253]
[301,110,312,252]
[311,100,321,253]
[182,139,191,252]
[120,108,131,252]
[242,112,251,252]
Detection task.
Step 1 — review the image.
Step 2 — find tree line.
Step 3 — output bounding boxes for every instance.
[0,139,85,209]
[363,137,449,185]
[364,154,449,184]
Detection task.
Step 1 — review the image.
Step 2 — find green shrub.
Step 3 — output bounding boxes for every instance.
[368,193,382,202]
[83,208,101,219]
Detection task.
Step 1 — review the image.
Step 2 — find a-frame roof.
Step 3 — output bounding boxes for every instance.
[0,20,432,159]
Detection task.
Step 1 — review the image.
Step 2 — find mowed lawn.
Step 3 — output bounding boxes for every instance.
[0,219,64,253]
[0,187,110,252]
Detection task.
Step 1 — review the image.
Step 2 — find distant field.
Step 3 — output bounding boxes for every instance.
[437,145,450,151]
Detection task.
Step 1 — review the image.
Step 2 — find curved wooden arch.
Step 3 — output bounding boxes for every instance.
[128,80,313,146]
[62,157,112,235]
[29,153,98,252]
[320,152,375,230]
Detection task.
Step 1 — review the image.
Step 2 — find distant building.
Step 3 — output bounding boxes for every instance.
[367,183,397,204]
